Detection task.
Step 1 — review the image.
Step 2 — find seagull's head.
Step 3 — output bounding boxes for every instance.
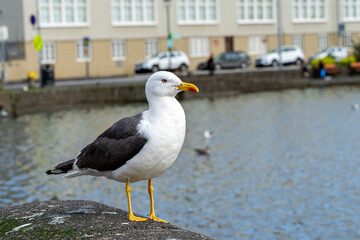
[145,71,199,98]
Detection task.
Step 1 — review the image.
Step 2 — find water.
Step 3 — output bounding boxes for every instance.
[1,86,360,239]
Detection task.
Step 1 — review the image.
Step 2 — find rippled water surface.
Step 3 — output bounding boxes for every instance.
[1,86,360,239]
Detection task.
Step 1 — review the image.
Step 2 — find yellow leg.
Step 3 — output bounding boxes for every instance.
[147,179,168,223]
[125,179,148,222]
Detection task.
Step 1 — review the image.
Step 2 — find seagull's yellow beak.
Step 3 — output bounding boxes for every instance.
[176,82,199,93]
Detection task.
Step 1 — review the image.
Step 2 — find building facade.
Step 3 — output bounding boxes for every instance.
[0,0,359,82]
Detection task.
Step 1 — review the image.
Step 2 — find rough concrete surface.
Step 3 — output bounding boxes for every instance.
[0,200,214,240]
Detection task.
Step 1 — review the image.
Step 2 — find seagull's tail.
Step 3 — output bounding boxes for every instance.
[46,159,75,175]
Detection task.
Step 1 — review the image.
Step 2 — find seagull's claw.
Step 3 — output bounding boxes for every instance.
[129,214,148,222]
[148,213,168,223]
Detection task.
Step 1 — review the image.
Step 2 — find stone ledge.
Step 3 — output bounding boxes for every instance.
[0,200,214,240]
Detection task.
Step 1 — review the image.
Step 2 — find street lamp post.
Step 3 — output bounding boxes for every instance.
[164,0,172,70]
[36,0,42,86]
[277,0,283,69]
[0,10,6,90]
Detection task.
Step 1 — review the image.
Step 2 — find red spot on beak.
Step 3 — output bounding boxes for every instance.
[188,88,197,92]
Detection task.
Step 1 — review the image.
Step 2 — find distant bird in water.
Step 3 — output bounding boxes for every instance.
[204,130,215,139]
[194,146,211,156]
[203,130,215,146]
[194,130,215,156]
[351,103,359,111]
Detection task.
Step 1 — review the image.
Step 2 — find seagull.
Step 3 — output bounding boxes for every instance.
[351,103,359,111]
[46,71,199,223]
[204,130,215,143]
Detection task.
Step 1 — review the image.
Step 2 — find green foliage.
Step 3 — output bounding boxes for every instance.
[354,41,360,62]
[310,56,335,67]
[0,217,78,239]
[338,55,357,66]
[0,218,25,236]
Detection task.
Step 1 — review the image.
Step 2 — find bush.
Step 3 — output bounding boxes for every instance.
[337,56,357,66]
[310,56,335,67]
[354,41,360,62]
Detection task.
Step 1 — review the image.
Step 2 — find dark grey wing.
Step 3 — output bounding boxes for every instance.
[98,113,143,140]
[75,113,147,171]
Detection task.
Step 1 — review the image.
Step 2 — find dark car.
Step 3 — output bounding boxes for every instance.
[197,51,251,70]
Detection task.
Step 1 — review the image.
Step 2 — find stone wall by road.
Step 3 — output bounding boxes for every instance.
[1,68,359,117]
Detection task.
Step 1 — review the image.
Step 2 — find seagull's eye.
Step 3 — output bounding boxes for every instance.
[162,79,168,83]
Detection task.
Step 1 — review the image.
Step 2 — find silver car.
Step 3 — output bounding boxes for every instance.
[135,51,190,73]
[308,46,348,63]
[255,45,305,67]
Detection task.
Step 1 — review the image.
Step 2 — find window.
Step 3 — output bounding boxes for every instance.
[237,0,275,24]
[7,44,19,57]
[112,40,127,60]
[318,34,328,50]
[39,0,89,27]
[292,0,326,22]
[5,42,25,60]
[40,42,56,64]
[145,39,159,58]
[343,33,353,47]
[343,0,360,21]
[76,40,92,62]
[293,35,303,48]
[112,0,156,25]
[189,37,210,57]
[177,0,218,24]
[248,36,266,55]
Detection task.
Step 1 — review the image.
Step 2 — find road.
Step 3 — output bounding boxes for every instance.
[3,66,300,90]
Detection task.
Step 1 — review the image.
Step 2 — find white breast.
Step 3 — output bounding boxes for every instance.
[111,97,186,183]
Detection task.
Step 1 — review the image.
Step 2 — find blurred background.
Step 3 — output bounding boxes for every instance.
[1,1,360,240]
[0,0,358,82]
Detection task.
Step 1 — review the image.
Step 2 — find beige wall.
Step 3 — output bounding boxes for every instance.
[303,34,318,58]
[234,36,248,52]
[210,37,225,55]
[56,41,84,79]
[353,32,360,43]
[328,33,338,47]
[267,35,278,51]
[1,42,39,82]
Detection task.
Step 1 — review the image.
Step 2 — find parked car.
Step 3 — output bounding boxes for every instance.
[135,51,190,73]
[308,46,348,63]
[255,45,305,67]
[197,51,251,70]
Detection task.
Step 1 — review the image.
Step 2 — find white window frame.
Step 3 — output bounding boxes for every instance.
[343,33,353,48]
[189,37,210,57]
[177,0,219,25]
[318,33,328,50]
[343,0,360,22]
[76,40,92,62]
[292,0,327,23]
[111,0,157,26]
[248,36,267,55]
[145,39,159,59]
[111,40,127,61]
[40,41,56,64]
[236,0,276,24]
[39,0,90,28]
[293,35,303,49]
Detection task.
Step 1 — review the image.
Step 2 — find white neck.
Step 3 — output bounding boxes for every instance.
[138,95,186,142]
